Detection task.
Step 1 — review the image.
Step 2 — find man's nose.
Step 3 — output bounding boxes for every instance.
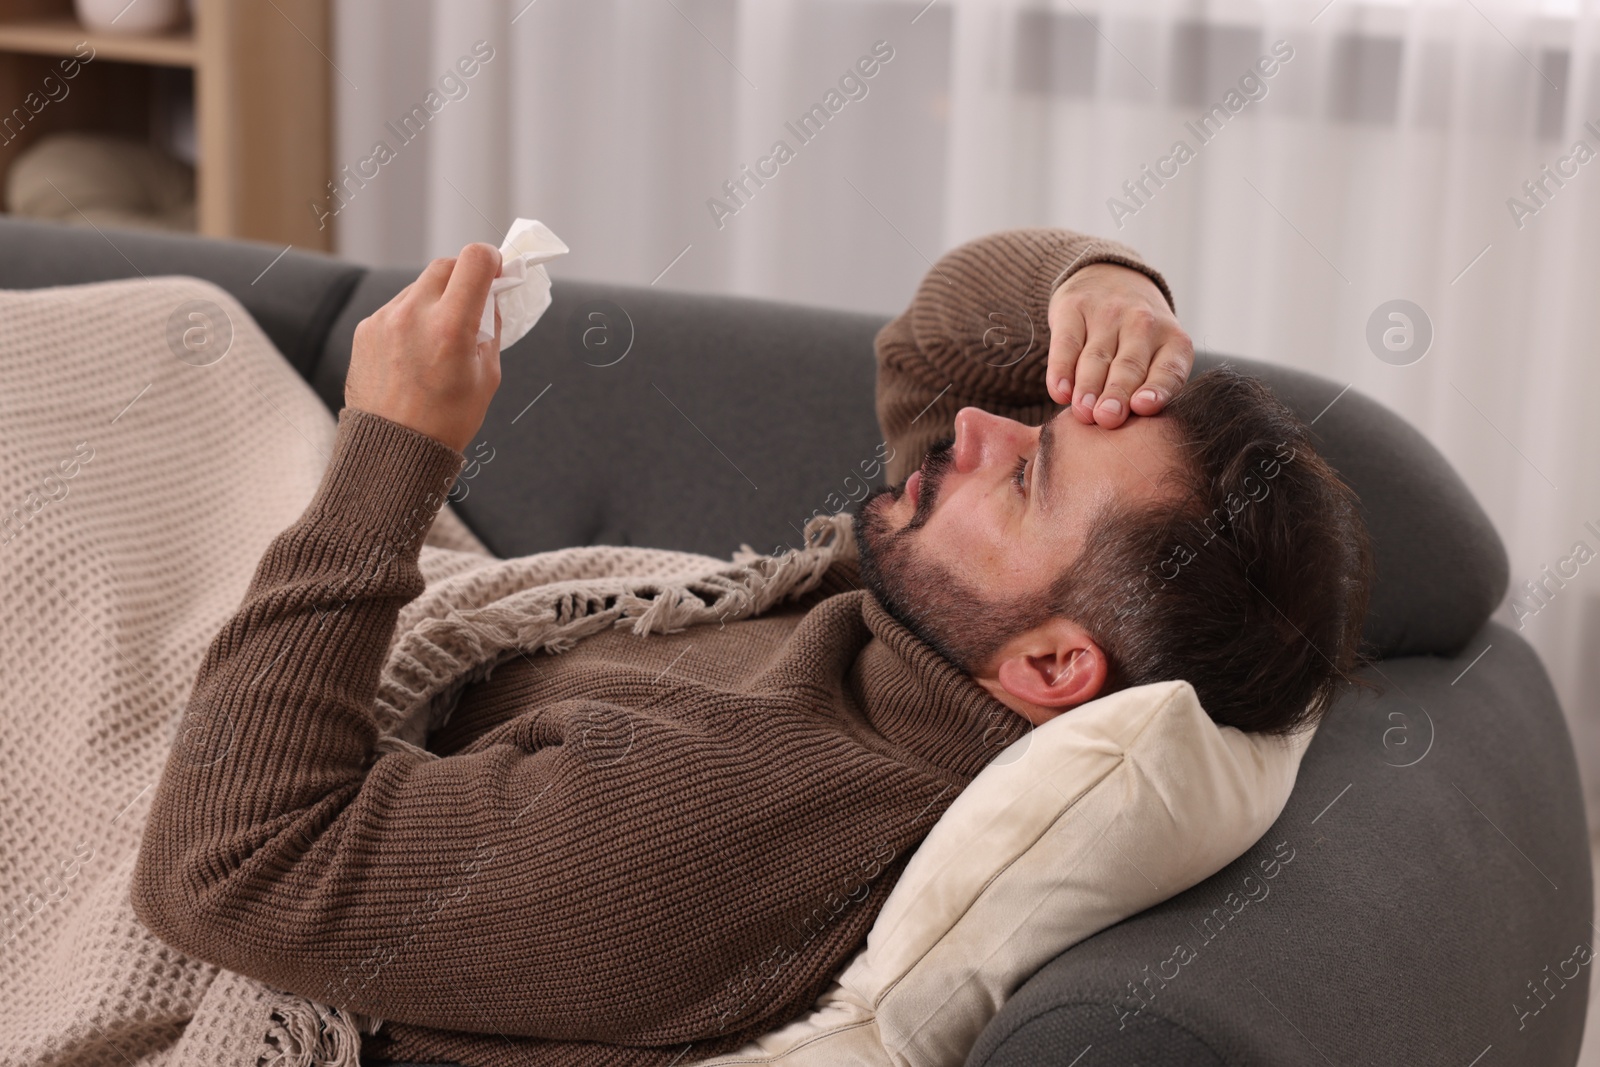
[952,407,1027,474]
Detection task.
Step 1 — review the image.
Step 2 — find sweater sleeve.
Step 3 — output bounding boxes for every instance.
[130,410,606,1029]
[129,408,471,999]
[874,227,1175,484]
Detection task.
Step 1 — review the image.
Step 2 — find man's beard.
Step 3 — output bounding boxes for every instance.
[853,438,1017,675]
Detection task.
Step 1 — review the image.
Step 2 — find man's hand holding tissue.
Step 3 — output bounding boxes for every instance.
[346,242,504,453]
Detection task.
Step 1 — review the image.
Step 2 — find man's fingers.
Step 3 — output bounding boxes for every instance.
[1045,307,1087,406]
[440,243,502,330]
[1093,311,1160,428]
[1129,335,1196,416]
[1070,319,1121,423]
[412,256,457,302]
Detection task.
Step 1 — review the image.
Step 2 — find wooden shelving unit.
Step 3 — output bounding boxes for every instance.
[0,17,198,65]
[0,0,331,251]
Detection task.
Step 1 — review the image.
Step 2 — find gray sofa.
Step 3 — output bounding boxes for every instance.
[1,215,1590,1065]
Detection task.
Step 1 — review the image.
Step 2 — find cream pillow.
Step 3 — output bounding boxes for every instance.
[688,679,1312,1066]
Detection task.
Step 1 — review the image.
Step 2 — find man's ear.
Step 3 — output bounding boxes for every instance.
[985,617,1109,727]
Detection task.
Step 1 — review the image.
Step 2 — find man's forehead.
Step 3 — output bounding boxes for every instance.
[1039,407,1179,508]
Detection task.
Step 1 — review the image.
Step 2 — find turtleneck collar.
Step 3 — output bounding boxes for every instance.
[848,591,1034,783]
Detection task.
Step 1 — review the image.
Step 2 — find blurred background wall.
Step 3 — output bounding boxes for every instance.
[329,0,1600,821]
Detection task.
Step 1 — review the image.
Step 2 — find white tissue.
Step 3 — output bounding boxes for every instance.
[477,218,570,348]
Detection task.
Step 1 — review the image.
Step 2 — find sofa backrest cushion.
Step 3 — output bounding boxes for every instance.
[0,217,1509,660]
[0,217,361,379]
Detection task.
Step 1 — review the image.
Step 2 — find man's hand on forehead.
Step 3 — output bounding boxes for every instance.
[1046,262,1195,430]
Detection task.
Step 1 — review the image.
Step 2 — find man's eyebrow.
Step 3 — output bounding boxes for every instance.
[1035,414,1060,510]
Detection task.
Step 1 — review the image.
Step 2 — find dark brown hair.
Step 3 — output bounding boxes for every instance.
[1037,367,1373,734]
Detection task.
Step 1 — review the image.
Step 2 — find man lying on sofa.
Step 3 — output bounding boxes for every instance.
[131,229,1372,1067]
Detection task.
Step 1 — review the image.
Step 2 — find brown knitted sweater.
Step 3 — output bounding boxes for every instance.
[130,228,1171,1067]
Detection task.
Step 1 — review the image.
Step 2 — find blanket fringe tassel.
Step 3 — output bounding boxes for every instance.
[260,996,382,1067]
[370,511,857,752]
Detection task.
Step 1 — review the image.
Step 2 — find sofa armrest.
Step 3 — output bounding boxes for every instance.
[968,624,1590,1067]
[970,1001,1225,1066]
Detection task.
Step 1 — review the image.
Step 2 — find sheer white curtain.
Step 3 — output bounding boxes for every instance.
[333,0,1600,817]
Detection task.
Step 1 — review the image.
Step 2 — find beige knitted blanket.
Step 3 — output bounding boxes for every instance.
[0,276,855,1067]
